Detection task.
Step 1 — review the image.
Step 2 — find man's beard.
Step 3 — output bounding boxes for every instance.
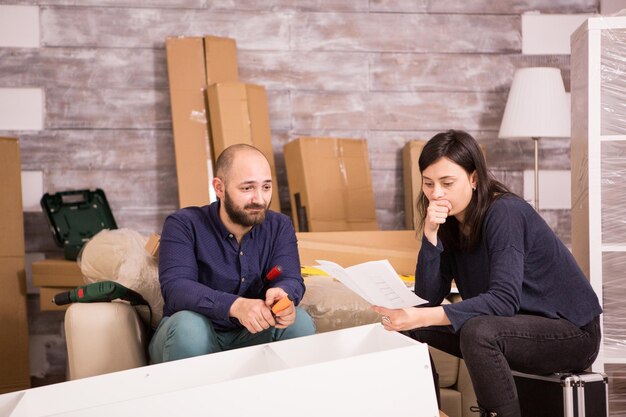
[223,191,269,227]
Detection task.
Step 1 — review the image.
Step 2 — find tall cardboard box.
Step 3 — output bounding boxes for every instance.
[206,82,280,212]
[166,36,238,208]
[0,137,30,393]
[203,36,239,85]
[284,137,378,232]
[403,140,426,230]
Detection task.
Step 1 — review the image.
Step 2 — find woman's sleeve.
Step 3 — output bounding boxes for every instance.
[414,235,453,306]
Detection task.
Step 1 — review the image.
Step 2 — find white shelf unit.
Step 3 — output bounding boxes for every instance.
[571,16,626,373]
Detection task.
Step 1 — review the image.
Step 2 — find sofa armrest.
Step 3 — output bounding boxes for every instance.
[64,302,147,380]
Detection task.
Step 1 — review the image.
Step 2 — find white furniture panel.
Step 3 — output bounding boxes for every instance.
[0,324,438,417]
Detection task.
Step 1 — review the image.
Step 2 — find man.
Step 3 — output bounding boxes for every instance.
[149,144,316,363]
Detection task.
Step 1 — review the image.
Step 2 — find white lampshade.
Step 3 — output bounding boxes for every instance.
[498,67,570,139]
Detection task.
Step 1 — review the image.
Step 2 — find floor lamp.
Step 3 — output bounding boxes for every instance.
[498,67,570,210]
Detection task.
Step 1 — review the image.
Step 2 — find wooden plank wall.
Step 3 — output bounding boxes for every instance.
[0,0,597,255]
[2,0,611,388]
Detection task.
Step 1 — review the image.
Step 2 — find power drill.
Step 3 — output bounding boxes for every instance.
[52,281,148,306]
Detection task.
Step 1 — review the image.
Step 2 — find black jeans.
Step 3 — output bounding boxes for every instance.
[405,314,601,410]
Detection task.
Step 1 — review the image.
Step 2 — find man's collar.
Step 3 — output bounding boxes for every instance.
[210,200,232,239]
[210,199,257,240]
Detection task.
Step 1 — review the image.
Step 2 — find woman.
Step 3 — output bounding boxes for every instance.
[373,130,601,417]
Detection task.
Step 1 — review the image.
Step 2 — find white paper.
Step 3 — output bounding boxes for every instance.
[315,259,426,309]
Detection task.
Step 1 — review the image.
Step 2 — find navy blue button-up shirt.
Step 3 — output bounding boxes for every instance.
[158,201,305,331]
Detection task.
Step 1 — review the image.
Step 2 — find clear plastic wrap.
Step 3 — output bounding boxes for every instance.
[599,33,626,365]
[77,228,163,329]
[601,22,626,135]
[599,18,626,417]
[571,13,626,415]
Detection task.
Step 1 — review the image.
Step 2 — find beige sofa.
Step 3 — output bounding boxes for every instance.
[64,275,476,417]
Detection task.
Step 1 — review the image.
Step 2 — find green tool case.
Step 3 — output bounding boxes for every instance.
[40,189,117,260]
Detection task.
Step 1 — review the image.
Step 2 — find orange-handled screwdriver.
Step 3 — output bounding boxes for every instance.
[271,295,292,314]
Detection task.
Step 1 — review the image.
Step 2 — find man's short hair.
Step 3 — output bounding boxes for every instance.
[214,144,268,182]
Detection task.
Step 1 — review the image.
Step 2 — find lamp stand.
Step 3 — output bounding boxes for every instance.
[532,136,540,210]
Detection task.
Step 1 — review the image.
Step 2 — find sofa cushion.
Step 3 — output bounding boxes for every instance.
[430,346,460,387]
[300,275,380,333]
[78,228,163,328]
[440,388,462,417]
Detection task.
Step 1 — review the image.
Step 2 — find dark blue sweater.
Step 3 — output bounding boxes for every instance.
[158,202,305,331]
[416,195,602,332]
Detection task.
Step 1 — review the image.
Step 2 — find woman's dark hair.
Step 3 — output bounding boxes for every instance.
[416,129,511,251]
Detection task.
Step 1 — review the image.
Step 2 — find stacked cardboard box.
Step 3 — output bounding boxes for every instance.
[296,230,419,276]
[166,37,217,209]
[284,137,378,232]
[0,137,30,393]
[31,259,84,312]
[166,36,280,212]
[206,83,280,210]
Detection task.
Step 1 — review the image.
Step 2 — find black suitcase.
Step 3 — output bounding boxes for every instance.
[40,189,117,260]
[513,371,608,417]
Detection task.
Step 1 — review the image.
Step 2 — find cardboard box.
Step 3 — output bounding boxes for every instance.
[166,36,238,209]
[0,324,438,417]
[145,233,160,258]
[403,140,426,230]
[0,257,30,394]
[206,82,280,212]
[0,137,30,394]
[166,37,212,208]
[32,259,83,288]
[203,36,239,85]
[284,137,378,232]
[297,230,419,276]
[206,82,252,148]
[0,138,25,257]
[32,259,83,312]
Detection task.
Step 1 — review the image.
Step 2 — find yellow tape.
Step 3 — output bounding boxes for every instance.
[300,265,327,277]
[301,265,415,285]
